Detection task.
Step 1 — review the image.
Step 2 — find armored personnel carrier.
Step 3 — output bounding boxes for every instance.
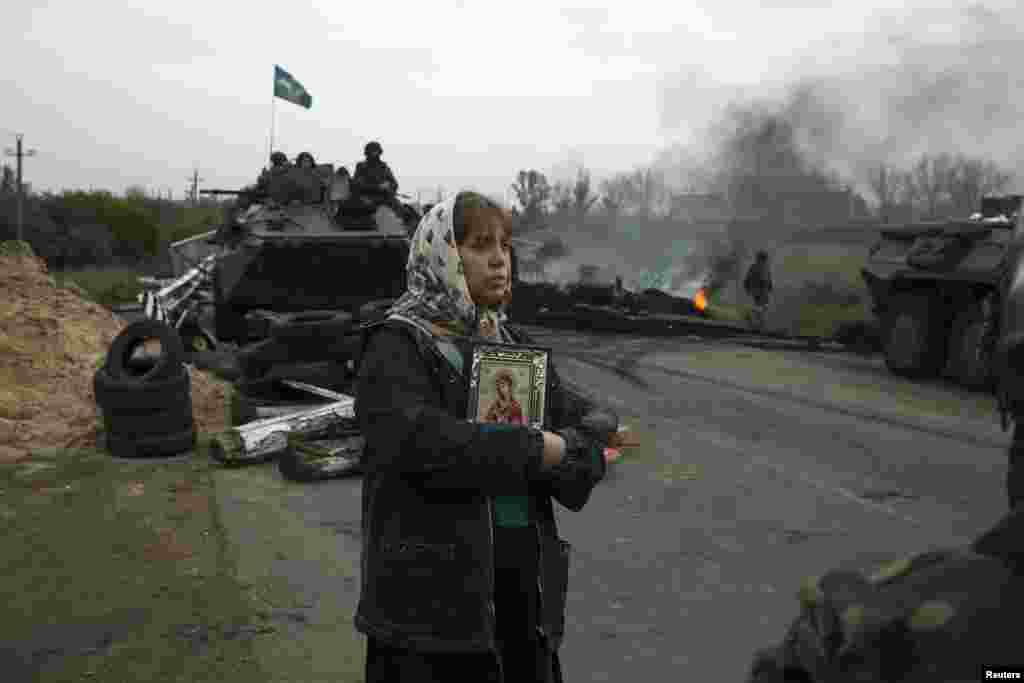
[201,163,421,344]
[861,195,1023,390]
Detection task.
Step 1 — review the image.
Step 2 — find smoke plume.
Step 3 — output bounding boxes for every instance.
[656,3,1024,201]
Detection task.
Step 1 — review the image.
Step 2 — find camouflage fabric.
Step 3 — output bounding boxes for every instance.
[744,261,772,301]
[386,194,509,341]
[750,509,1024,682]
[353,159,399,195]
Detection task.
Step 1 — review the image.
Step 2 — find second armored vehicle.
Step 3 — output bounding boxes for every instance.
[861,195,1023,390]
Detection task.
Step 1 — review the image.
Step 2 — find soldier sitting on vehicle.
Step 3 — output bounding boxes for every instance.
[255,151,290,193]
[349,141,403,213]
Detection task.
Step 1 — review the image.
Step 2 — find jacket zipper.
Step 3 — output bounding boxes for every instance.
[535,519,547,642]
[486,497,498,653]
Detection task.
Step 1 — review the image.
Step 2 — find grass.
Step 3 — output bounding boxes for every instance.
[57,266,145,307]
[704,241,875,338]
[0,441,270,683]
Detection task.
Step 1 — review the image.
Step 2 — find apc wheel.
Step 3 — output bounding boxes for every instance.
[106,319,185,383]
[883,292,947,378]
[946,302,996,391]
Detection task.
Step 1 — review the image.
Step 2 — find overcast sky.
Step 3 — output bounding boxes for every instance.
[4,1,1021,202]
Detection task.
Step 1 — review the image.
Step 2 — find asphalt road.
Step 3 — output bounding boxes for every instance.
[209,326,1012,682]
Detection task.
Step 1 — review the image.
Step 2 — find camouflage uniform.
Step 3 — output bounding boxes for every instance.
[749,509,1024,682]
[744,257,773,307]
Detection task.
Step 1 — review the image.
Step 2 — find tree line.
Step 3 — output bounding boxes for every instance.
[0,170,230,271]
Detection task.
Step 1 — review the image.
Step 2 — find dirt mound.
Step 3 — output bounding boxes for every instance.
[0,241,229,461]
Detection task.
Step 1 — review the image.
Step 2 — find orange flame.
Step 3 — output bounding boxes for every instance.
[694,288,708,312]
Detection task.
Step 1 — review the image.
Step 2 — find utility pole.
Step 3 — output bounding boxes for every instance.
[4,134,37,242]
[186,167,204,206]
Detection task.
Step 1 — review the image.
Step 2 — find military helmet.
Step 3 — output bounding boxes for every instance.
[296,151,316,166]
[365,141,383,156]
[270,151,287,165]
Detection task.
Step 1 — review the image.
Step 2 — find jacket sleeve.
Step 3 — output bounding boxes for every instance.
[507,326,607,511]
[355,326,545,496]
[384,164,398,192]
[541,365,607,511]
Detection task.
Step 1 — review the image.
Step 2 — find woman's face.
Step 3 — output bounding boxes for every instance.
[496,378,511,400]
[458,211,510,309]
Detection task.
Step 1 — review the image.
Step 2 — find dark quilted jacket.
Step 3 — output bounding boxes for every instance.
[353,319,605,654]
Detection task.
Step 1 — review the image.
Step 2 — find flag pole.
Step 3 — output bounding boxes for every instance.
[268,67,276,167]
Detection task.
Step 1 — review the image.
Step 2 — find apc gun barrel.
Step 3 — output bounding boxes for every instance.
[200,189,255,195]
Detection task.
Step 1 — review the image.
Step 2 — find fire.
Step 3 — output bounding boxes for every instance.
[694,288,708,312]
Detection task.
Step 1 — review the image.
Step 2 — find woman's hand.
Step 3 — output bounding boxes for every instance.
[608,426,639,449]
[541,431,566,469]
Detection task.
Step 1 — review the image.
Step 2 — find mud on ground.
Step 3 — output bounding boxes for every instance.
[0,241,230,464]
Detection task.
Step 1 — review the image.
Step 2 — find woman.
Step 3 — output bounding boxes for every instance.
[355,191,616,682]
[484,369,526,425]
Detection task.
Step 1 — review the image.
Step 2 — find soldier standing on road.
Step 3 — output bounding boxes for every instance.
[355,191,623,682]
[744,251,773,329]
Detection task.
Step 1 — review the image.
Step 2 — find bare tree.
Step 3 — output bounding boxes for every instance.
[571,167,600,220]
[510,170,552,231]
[550,181,573,216]
[896,170,919,219]
[867,163,899,221]
[599,171,646,217]
[0,164,14,195]
[911,153,954,219]
[946,155,1014,216]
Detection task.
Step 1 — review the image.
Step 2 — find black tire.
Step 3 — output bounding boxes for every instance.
[106,319,186,382]
[883,292,947,378]
[236,338,286,379]
[215,303,248,346]
[269,311,354,343]
[105,428,196,459]
[356,299,396,324]
[237,336,359,380]
[93,365,191,415]
[103,401,195,438]
[945,301,996,391]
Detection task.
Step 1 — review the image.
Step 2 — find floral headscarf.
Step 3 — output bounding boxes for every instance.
[386,194,510,342]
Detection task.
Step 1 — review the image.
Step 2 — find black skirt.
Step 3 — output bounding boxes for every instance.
[365,526,563,683]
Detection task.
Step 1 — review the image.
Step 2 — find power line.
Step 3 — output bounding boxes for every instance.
[4,134,38,242]
[185,167,204,206]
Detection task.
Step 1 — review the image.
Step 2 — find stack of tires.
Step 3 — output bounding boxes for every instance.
[93,320,196,458]
[231,302,395,426]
